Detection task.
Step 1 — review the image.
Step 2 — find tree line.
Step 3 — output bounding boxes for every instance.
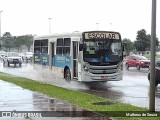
[0,29,159,54]
[0,32,34,52]
[123,29,159,55]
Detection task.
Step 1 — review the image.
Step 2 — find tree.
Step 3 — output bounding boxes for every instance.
[146,34,159,50]
[14,36,25,52]
[22,35,33,52]
[134,29,159,55]
[135,29,149,52]
[123,38,134,55]
[14,34,34,52]
[1,32,15,52]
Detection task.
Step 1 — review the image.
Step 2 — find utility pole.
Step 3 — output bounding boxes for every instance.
[48,18,52,34]
[149,0,156,112]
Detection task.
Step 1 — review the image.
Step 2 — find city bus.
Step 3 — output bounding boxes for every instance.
[33,31,124,82]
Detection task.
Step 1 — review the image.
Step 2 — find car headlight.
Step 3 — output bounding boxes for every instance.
[140,62,144,64]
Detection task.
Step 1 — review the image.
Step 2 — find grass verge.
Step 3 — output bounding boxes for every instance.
[0,72,159,119]
[144,54,160,59]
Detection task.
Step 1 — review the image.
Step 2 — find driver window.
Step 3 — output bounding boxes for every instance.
[86,41,95,54]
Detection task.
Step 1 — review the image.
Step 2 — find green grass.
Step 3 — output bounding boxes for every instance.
[0,72,160,119]
[144,54,160,59]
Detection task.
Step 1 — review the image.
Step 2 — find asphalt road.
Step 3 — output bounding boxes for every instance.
[0,61,159,111]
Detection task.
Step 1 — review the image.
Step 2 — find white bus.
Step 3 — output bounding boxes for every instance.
[33,31,124,82]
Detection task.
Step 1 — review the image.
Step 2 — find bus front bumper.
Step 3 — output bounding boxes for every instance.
[82,72,122,82]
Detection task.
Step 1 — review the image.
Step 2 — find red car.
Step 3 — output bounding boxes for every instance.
[125,55,150,70]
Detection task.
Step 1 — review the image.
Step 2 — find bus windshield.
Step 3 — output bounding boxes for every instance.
[83,39,122,64]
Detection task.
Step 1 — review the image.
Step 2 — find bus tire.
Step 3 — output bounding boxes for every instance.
[126,63,129,70]
[7,62,10,67]
[65,69,71,81]
[137,64,140,70]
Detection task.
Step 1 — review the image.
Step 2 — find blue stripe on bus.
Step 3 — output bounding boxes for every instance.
[34,54,71,68]
[54,55,71,68]
[34,53,49,65]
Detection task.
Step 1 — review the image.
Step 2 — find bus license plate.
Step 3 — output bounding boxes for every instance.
[101,76,107,80]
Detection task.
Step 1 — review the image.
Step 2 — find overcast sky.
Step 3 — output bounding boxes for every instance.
[0,0,159,41]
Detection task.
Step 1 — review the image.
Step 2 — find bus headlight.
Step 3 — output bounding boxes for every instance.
[84,66,89,72]
[117,66,123,72]
[117,62,123,72]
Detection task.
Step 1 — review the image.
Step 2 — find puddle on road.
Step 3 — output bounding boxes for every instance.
[0,80,108,118]
[92,101,116,106]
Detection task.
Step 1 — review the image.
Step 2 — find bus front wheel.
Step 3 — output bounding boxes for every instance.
[65,69,71,81]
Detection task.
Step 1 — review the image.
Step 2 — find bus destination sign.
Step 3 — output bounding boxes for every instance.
[84,32,120,40]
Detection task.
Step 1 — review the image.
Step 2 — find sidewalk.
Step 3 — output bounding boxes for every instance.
[0,78,111,120]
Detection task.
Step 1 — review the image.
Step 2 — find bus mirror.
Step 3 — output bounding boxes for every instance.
[79,44,83,51]
[79,43,87,51]
[122,42,126,51]
[122,41,127,57]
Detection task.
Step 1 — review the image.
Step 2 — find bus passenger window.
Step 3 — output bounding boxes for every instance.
[41,47,48,53]
[56,38,63,55]
[34,40,41,46]
[63,47,70,55]
[64,38,71,46]
[34,47,40,53]
[56,47,63,54]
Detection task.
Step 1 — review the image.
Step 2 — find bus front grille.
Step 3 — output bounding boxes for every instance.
[89,67,117,74]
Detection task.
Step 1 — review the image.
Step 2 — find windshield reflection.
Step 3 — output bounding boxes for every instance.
[83,40,122,64]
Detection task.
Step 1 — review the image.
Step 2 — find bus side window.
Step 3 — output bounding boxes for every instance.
[34,40,41,53]
[56,38,63,55]
[63,47,70,55]
[41,39,48,54]
[63,38,71,55]
[56,47,63,55]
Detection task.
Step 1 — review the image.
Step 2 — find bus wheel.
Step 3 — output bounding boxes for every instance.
[65,69,71,81]
[137,64,140,70]
[126,63,129,70]
[7,62,10,67]
[19,63,22,67]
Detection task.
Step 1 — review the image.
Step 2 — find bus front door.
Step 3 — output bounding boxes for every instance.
[72,41,78,79]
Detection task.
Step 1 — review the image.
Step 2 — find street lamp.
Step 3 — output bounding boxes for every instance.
[110,23,112,30]
[96,23,99,30]
[48,18,52,34]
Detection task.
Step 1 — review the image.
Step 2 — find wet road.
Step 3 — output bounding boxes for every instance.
[0,63,109,120]
[0,80,108,120]
[0,61,160,111]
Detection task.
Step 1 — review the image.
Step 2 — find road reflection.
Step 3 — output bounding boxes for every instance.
[0,62,160,111]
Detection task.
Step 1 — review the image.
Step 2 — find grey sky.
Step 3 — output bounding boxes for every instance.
[0,0,159,41]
